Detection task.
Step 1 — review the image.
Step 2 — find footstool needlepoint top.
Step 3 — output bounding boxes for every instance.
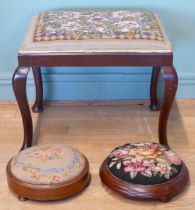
[10,144,86,185]
[100,142,189,201]
[19,9,172,55]
[106,142,182,185]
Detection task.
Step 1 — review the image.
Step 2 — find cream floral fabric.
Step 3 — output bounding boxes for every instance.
[19,9,172,54]
[33,10,163,42]
[11,144,86,185]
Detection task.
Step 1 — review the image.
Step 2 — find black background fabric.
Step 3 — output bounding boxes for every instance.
[107,157,182,185]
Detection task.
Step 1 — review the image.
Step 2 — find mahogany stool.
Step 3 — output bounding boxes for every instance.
[100,142,189,202]
[9,9,189,201]
[12,9,178,150]
[7,144,90,201]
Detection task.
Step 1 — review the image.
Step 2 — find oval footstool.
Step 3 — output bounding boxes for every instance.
[6,144,90,201]
[100,142,189,202]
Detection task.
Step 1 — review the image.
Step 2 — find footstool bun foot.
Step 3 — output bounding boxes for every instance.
[159,196,172,203]
[18,196,28,201]
[7,144,90,201]
[100,142,189,202]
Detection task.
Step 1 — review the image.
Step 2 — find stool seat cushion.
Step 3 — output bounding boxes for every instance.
[106,142,182,185]
[19,10,172,55]
[10,144,86,185]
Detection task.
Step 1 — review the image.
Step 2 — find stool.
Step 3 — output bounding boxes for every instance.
[13,9,177,150]
[7,144,90,201]
[100,142,189,202]
[8,9,188,201]
[8,10,184,200]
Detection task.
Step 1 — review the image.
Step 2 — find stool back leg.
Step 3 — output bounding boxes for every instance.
[150,66,161,111]
[159,66,178,146]
[32,67,43,113]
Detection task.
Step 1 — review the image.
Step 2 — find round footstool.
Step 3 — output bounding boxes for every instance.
[6,144,90,201]
[100,142,189,202]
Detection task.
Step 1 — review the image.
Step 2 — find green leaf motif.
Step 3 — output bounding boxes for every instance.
[112,158,119,161]
[130,171,137,179]
[116,162,121,169]
[124,156,134,160]
[109,162,116,168]
[156,157,169,164]
[141,171,152,177]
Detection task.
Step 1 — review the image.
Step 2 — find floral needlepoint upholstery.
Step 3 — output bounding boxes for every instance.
[33,10,164,42]
[11,144,86,185]
[107,142,182,185]
[19,10,172,54]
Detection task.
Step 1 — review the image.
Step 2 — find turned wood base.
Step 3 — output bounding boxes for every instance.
[6,157,90,201]
[99,160,189,202]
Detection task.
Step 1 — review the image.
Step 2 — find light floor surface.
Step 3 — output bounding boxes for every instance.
[0,100,194,210]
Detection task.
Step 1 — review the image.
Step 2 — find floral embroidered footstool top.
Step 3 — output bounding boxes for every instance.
[11,144,86,185]
[107,142,182,185]
[20,9,172,54]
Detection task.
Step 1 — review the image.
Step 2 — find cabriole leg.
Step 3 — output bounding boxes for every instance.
[32,67,43,113]
[159,66,178,146]
[12,67,33,150]
[149,66,161,111]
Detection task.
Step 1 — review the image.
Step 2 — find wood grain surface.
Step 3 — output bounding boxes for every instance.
[0,100,194,209]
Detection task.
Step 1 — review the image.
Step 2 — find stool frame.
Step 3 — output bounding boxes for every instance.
[13,52,178,150]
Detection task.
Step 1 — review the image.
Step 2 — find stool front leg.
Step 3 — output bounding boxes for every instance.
[12,67,33,150]
[159,66,178,146]
[32,67,43,113]
[149,66,161,111]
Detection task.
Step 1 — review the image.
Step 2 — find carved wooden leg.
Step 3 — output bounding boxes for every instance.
[32,67,43,113]
[149,66,161,111]
[12,67,33,150]
[159,66,178,146]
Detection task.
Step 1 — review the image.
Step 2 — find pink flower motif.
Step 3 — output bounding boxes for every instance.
[135,166,145,172]
[110,143,181,180]
[142,160,151,167]
[51,148,61,155]
[52,176,61,183]
[113,149,129,158]
[155,163,171,174]
[149,143,159,149]
[123,160,131,166]
[165,151,181,165]
[31,173,37,179]
[33,152,48,160]
[124,161,145,173]
[32,147,62,161]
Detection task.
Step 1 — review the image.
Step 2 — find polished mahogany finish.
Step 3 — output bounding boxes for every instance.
[18,53,173,67]
[100,159,189,202]
[7,156,90,201]
[150,66,161,111]
[32,67,43,113]
[159,66,178,147]
[12,67,33,150]
[12,52,177,148]
[12,51,181,202]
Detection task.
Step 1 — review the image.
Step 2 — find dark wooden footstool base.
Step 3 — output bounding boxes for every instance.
[7,159,90,201]
[99,142,189,202]
[100,160,189,202]
[6,144,90,201]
